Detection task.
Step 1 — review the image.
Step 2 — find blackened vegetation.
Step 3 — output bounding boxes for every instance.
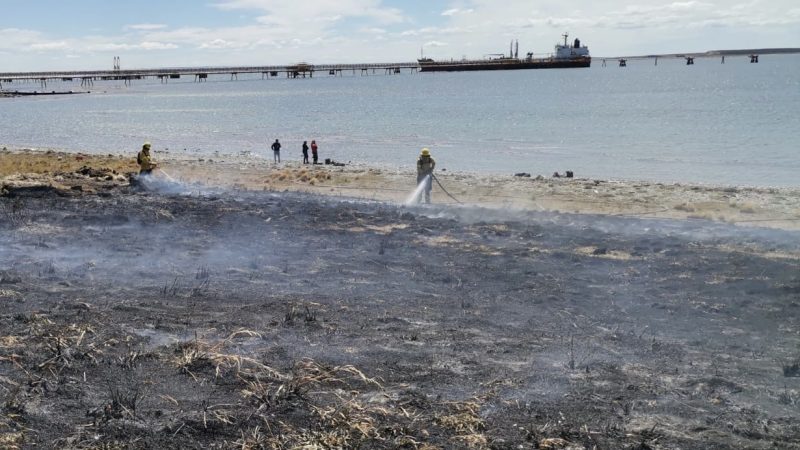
[0,187,799,449]
[785,361,800,378]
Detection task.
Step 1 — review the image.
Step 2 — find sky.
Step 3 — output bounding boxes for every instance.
[1,0,798,71]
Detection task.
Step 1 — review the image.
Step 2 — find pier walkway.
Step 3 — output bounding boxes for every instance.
[0,62,421,88]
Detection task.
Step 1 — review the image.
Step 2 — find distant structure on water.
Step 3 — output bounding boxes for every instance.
[417,33,591,72]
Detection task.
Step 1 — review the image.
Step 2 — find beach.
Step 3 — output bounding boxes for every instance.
[3,147,800,230]
[1,148,799,448]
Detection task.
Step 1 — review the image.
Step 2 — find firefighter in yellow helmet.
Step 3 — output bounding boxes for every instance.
[416,148,436,204]
[137,142,157,175]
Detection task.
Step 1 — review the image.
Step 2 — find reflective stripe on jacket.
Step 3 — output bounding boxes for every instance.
[417,156,435,175]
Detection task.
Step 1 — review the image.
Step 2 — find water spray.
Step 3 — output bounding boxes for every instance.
[158,168,177,182]
[403,174,463,205]
[405,175,431,205]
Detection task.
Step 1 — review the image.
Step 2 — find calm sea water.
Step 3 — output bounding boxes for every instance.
[2,54,798,187]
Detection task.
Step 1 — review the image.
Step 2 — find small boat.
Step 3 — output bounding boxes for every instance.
[418,33,590,72]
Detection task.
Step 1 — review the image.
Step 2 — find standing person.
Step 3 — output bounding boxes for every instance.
[137,142,157,175]
[310,140,319,164]
[302,141,309,164]
[271,139,281,163]
[416,148,436,204]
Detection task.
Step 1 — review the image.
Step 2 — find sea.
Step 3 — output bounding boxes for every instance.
[1,54,798,187]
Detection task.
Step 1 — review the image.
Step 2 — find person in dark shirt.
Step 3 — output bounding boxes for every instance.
[271,139,281,163]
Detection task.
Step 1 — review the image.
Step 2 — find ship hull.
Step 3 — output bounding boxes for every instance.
[418,58,591,72]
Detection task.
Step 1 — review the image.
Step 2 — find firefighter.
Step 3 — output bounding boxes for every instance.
[137,142,157,175]
[416,148,436,204]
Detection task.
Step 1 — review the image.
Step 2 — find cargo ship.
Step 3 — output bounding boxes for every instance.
[418,33,590,72]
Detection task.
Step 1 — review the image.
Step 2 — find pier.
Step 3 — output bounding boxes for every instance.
[0,90,89,98]
[599,52,773,68]
[0,62,420,89]
[0,50,782,91]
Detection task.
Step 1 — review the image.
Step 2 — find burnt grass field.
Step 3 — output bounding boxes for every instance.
[1,182,799,449]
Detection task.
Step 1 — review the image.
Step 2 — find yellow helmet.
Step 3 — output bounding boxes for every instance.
[143,142,151,149]
[421,148,430,157]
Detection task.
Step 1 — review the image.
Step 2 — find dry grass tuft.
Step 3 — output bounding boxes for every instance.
[172,338,284,382]
[264,167,333,186]
[436,400,487,447]
[294,359,382,389]
[733,201,758,214]
[227,328,263,340]
[233,357,394,448]
[0,151,135,178]
[36,325,102,376]
[0,431,24,449]
[234,425,278,449]
[0,336,22,349]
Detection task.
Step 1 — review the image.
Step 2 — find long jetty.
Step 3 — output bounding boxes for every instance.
[0,62,421,88]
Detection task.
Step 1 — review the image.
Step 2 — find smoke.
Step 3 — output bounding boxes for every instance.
[135,170,221,196]
[415,202,800,253]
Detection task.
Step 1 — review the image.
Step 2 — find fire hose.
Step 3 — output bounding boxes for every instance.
[432,174,462,204]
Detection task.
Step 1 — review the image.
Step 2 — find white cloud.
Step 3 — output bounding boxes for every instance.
[213,0,406,25]
[1,1,799,70]
[360,27,387,35]
[0,28,46,51]
[400,27,464,37]
[428,0,800,57]
[449,0,800,31]
[89,41,179,51]
[125,23,168,31]
[30,41,69,51]
[442,8,474,16]
[199,39,243,49]
[139,41,179,50]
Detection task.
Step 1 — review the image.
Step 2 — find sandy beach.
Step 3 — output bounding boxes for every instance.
[3,147,800,231]
[1,147,800,449]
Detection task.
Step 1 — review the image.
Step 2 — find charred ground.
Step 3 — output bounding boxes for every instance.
[1,184,799,449]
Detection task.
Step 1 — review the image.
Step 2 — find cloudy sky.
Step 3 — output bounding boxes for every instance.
[1,0,798,71]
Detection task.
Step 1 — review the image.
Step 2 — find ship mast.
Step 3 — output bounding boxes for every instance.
[562,32,569,47]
